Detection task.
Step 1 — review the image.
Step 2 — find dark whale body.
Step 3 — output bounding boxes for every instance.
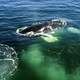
[19,22,48,34]
[16,19,67,36]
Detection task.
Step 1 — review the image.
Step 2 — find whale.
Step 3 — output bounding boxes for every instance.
[16,18,67,37]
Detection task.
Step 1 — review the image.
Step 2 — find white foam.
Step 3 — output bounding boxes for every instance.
[0,44,18,80]
[52,18,67,26]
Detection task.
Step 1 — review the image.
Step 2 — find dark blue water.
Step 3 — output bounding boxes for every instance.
[0,0,80,46]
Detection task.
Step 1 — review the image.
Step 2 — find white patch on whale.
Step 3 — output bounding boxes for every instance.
[41,32,58,43]
[67,27,80,34]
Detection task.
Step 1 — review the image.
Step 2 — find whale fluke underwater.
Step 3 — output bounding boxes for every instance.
[16,19,67,37]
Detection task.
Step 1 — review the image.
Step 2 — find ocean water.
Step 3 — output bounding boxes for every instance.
[0,0,80,43]
[0,0,80,80]
[0,0,80,45]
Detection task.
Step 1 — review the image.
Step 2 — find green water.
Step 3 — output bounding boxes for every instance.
[8,27,80,80]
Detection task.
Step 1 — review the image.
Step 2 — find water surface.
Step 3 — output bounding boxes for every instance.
[0,0,80,80]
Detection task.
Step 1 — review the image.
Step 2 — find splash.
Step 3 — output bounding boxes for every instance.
[0,44,18,80]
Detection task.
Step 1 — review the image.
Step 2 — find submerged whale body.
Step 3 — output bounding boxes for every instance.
[16,19,67,37]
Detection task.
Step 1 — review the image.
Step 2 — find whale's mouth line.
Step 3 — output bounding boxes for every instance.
[16,19,67,37]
